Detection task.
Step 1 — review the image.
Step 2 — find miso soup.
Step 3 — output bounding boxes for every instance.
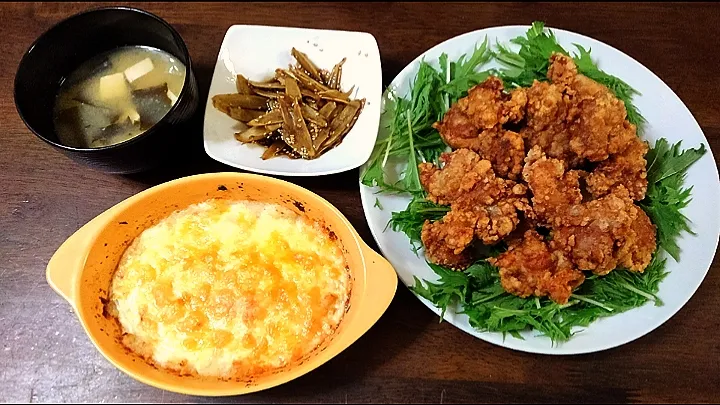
[53,46,186,148]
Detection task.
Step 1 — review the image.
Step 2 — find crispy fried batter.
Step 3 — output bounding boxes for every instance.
[433,76,527,179]
[586,136,649,200]
[476,128,526,181]
[520,80,582,166]
[489,230,585,304]
[420,214,474,269]
[458,76,526,130]
[522,146,583,226]
[523,53,639,166]
[419,149,529,269]
[419,148,490,205]
[548,189,636,275]
[615,206,656,272]
[549,185,655,275]
[522,145,656,275]
[434,106,477,149]
[550,198,655,275]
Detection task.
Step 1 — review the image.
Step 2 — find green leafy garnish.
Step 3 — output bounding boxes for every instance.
[495,21,646,130]
[386,196,450,252]
[640,139,707,261]
[360,63,446,196]
[495,21,565,88]
[412,255,668,342]
[440,37,494,105]
[412,262,471,318]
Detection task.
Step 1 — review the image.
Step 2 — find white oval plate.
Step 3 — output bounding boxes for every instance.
[204,25,382,176]
[359,25,720,354]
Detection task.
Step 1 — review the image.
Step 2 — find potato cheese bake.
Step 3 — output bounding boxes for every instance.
[107,199,351,379]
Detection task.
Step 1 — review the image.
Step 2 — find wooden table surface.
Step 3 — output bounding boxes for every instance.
[1,2,719,403]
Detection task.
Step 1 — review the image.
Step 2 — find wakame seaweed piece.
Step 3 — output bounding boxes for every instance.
[131,83,172,128]
[92,117,141,145]
[55,102,119,146]
[64,57,113,88]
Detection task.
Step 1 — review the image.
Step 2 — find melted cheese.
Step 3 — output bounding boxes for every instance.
[108,199,350,379]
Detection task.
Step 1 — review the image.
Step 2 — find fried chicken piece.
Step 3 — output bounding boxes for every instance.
[522,146,583,226]
[586,136,649,200]
[420,149,530,244]
[551,53,638,162]
[419,148,488,205]
[550,187,656,275]
[548,192,634,275]
[448,75,526,131]
[418,149,530,269]
[552,226,615,275]
[476,128,526,181]
[520,81,582,167]
[433,76,527,179]
[491,189,655,301]
[420,212,474,269]
[569,97,637,163]
[615,207,656,272]
[435,106,477,149]
[523,53,639,166]
[522,145,656,274]
[489,230,585,304]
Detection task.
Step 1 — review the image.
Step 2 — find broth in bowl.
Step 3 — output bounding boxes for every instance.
[53,45,186,148]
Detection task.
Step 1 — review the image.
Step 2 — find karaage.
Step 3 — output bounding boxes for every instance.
[417,54,657,302]
[433,76,527,179]
[489,230,585,304]
[523,53,641,166]
[586,136,649,201]
[522,147,655,275]
[419,149,530,269]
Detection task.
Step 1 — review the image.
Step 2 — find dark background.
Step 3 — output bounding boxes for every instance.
[1,2,719,403]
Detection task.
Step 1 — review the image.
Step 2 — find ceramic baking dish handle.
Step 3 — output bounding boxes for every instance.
[46,211,109,308]
[357,242,398,326]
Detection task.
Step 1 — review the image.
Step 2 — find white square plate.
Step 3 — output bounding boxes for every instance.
[203,25,382,176]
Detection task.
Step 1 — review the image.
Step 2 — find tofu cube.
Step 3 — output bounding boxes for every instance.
[99,73,130,101]
[121,108,141,123]
[166,89,179,104]
[124,58,154,83]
